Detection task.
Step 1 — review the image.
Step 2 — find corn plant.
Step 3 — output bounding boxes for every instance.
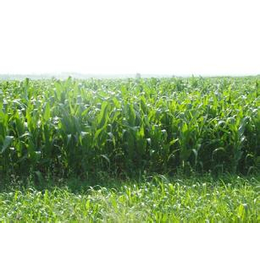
[0,76,260,180]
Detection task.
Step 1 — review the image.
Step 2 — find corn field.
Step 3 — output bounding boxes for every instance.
[0,77,260,180]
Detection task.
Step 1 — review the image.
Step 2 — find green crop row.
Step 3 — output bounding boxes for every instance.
[0,77,260,180]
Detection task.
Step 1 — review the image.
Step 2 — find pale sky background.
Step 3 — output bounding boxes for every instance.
[0,0,260,76]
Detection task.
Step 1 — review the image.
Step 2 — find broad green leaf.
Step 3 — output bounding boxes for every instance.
[1,135,14,153]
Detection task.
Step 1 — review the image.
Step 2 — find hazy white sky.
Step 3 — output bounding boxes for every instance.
[0,0,260,76]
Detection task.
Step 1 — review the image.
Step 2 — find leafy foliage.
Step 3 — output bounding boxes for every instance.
[0,76,260,180]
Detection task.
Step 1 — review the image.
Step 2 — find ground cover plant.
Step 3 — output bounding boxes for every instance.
[0,76,260,222]
[0,175,259,223]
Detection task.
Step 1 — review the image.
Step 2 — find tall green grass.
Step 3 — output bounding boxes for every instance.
[1,76,260,180]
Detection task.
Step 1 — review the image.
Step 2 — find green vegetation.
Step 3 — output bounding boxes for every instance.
[0,76,260,222]
[1,76,260,181]
[0,175,259,223]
